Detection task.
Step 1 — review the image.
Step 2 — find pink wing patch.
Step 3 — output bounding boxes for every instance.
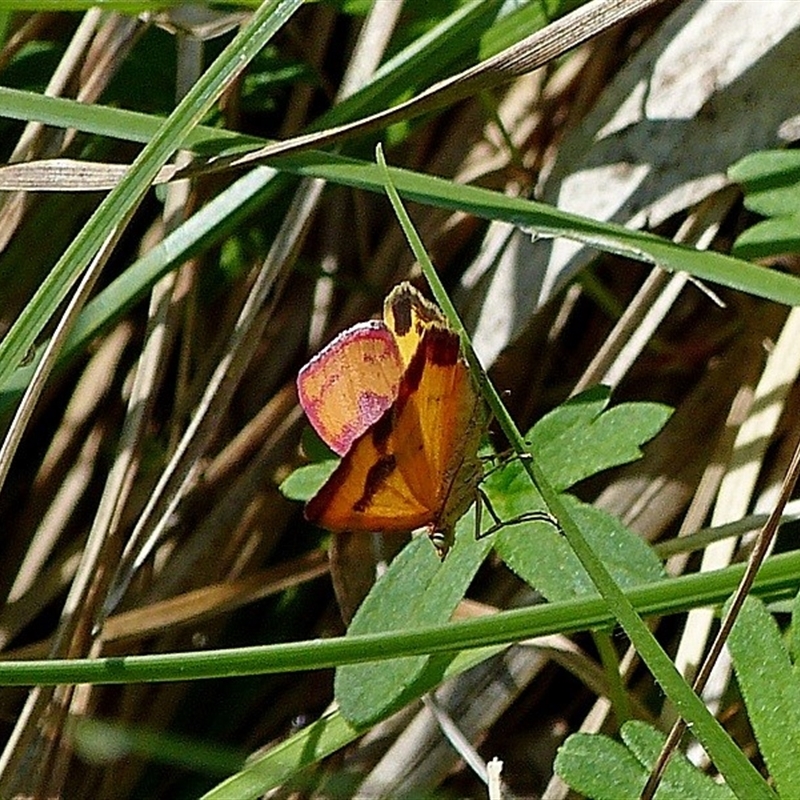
[297,320,404,456]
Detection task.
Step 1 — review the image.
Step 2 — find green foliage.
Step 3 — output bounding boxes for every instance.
[523,386,673,493]
[495,496,664,602]
[557,593,800,799]
[279,460,336,501]
[730,150,800,259]
[727,596,800,797]
[555,720,736,800]
[335,531,494,726]
[484,387,668,600]
[329,389,671,726]
[4,2,800,798]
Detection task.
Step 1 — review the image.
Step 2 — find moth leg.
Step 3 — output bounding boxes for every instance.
[475,487,560,540]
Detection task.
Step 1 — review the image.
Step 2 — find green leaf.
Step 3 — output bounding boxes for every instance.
[335,523,493,726]
[728,595,800,798]
[555,720,736,800]
[495,495,664,602]
[556,730,648,799]
[729,150,800,259]
[528,385,613,452]
[528,386,673,492]
[729,149,800,217]
[198,708,363,800]
[279,462,337,502]
[621,722,735,800]
[731,216,800,260]
[478,387,671,599]
[791,590,800,665]
[481,388,671,509]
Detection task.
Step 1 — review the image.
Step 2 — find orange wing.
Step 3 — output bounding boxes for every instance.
[305,325,485,541]
[383,282,445,366]
[296,321,403,456]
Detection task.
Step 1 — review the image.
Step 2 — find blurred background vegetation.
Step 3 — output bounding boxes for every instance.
[1,0,800,797]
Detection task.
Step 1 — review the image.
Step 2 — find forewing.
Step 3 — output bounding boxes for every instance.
[393,326,484,517]
[297,321,403,456]
[304,413,432,532]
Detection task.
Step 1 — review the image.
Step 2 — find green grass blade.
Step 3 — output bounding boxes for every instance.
[1,97,798,409]
[2,92,800,308]
[0,0,302,391]
[4,144,795,405]
[0,549,798,687]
